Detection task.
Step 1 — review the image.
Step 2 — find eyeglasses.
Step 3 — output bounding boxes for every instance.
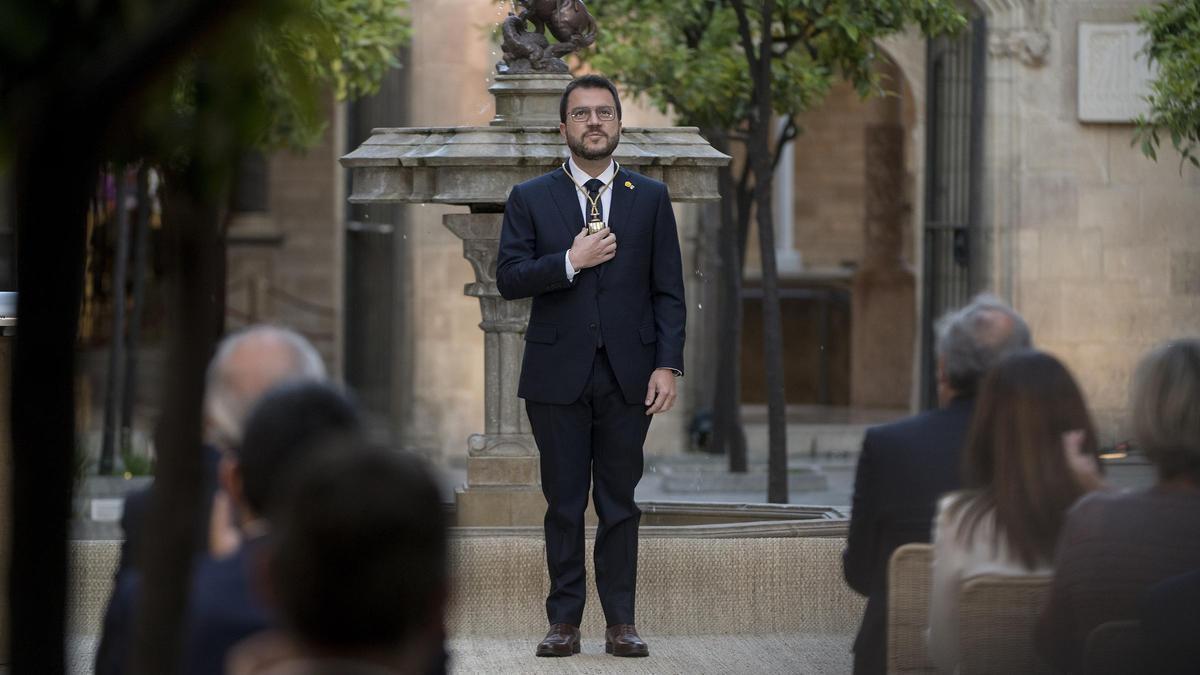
[568,106,617,123]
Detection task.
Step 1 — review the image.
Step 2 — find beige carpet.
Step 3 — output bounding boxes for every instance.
[448,634,853,674]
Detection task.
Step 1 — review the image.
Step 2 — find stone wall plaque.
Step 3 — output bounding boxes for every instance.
[1077,22,1154,123]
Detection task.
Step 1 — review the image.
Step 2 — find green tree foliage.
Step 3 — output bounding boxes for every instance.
[1135,0,1200,168]
[588,0,964,131]
[1,0,410,171]
[137,0,411,175]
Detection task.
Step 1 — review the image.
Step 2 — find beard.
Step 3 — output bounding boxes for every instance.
[567,126,620,161]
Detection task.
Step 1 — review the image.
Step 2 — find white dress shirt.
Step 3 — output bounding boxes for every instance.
[563,158,615,281]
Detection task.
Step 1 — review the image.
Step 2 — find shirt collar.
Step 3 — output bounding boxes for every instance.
[567,157,616,186]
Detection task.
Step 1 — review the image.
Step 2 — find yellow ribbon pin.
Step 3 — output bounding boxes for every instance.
[625,180,635,189]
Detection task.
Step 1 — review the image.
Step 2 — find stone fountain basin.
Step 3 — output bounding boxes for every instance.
[452,500,848,537]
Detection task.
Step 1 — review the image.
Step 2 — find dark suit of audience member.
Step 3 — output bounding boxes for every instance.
[181,536,272,675]
[842,396,972,675]
[842,294,1031,675]
[96,326,328,675]
[113,445,222,578]
[1141,569,1200,674]
[97,381,361,675]
[95,537,272,675]
[94,445,221,675]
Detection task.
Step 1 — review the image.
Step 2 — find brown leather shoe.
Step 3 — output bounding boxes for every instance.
[605,624,649,657]
[535,623,581,657]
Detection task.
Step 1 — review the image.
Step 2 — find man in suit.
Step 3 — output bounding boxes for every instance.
[842,294,1030,675]
[96,381,362,675]
[95,325,327,675]
[496,74,686,658]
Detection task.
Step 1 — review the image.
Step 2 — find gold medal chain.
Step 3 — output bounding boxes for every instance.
[562,162,619,231]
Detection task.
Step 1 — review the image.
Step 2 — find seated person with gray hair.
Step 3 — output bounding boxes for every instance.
[227,448,449,675]
[98,379,361,675]
[1036,339,1200,673]
[96,325,327,675]
[842,293,1032,675]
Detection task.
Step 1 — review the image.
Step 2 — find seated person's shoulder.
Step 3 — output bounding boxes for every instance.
[863,407,948,451]
[1069,486,1132,515]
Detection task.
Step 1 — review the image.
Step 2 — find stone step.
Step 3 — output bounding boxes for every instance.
[63,633,854,675]
[742,423,869,459]
[448,633,852,673]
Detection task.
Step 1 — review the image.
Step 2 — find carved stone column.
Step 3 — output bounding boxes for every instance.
[443,212,544,525]
[851,124,916,408]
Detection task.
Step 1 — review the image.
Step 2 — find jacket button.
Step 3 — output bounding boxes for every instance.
[589,323,597,330]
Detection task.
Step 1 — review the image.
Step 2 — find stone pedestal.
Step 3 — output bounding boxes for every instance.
[851,125,915,408]
[489,74,572,127]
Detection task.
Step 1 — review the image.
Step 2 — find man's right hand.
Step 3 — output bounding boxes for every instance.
[567,226,616,270]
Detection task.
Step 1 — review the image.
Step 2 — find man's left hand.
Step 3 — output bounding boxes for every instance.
[644,368,678,415]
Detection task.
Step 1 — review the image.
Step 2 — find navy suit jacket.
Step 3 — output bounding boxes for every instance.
[94,537,271,675]
[497,165,685,405]
[180,536,272,675]
[842,397,973,674]
[1141,569,1200,674]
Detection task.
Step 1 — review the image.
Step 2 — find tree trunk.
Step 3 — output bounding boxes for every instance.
[9,116,97,675]
[101,167,132,475]
[751,135,788,503]
[129,164,226,675]
[734,0,789,503]
[120,166,153,442]
[704,129,749,472]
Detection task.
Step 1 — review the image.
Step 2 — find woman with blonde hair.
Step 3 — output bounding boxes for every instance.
[927,350,1102,673]
[1036,339,1200,673]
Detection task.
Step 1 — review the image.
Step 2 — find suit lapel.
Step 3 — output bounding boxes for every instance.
[600,168,637,283]
[608,167,636,241]
[549,169,584,241]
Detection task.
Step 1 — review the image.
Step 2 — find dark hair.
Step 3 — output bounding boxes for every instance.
[235,380,362,516]
[1132,339,1200,482]
[269,448,448,651]
[559,74,622,123]
[952,350,1100,570]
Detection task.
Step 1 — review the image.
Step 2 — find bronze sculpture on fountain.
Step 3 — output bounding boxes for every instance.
[497,0,598,73]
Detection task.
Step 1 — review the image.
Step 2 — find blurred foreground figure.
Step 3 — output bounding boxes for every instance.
[99,380,362,675]
[926,350,1103,673]
[228,448,448,675]
[1036,339,1200,673]
[97,325,326,675]
[842,293,1031,675]
[112,325,327,577]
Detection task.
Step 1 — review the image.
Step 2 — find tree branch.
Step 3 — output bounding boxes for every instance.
[729,0,760,75]
[770,114,797,171]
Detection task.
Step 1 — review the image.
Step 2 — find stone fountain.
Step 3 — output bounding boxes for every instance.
[341,1,729,526]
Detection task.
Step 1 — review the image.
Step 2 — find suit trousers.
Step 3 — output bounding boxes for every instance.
[526,348,652,628]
